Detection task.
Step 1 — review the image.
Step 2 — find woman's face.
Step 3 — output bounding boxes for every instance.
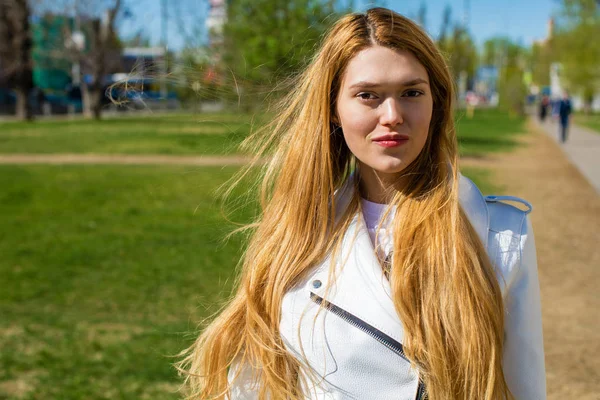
[336,45,433,179]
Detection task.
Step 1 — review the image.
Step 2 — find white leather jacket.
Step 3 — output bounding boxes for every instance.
[230,175,546,399]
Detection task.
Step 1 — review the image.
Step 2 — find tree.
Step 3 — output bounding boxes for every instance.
[529,40,554,88]
[75,0,123,119]
[41,0,125,119]
[553,0,600,110]
[484,37,529,115]
[481,37,505,66]
[446,25,478,86]
[436,6,478,95]
[221,0,340,109]
[0,0,34,120]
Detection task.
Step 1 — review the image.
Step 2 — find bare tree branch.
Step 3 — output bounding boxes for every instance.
[0,0,35,120]
[37,0,124,119]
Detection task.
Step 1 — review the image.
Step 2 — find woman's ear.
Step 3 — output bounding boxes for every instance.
[331,113,340,125]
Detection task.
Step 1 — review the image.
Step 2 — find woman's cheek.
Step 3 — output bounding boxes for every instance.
[341,110,377,140]
[410,99,433,129]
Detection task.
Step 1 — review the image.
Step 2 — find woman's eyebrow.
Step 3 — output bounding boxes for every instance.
[348,78,429,90]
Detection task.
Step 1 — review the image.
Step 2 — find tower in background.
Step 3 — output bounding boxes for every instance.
[207,0,227,53]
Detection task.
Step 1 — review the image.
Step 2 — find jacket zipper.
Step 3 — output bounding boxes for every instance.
[416,380,427,399]
[310,292,427,400]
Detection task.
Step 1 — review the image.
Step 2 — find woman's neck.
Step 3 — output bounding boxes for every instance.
[358,164,406,204]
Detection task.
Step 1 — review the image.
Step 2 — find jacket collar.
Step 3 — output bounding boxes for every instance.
[334,173,489,248]
[308,174,490,345]
[457,174,490,249]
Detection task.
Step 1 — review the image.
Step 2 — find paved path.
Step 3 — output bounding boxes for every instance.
[0,154,257,166]
[478,124,600,399]
[533,118,600,193]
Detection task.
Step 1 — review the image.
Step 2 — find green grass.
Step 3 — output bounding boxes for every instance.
[0,109,519,398]
[574,113,600,134]
[0,163,497,399]
[455,108,526,157]
[0,165,255,399]
[0,113,262,155]
[462,167,501,194]
[0,109,524,157]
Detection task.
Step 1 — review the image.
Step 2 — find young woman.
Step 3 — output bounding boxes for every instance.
[179,8,546,400]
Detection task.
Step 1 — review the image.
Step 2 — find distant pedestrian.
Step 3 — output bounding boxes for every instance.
[539,94,550,121]
[558,91,572,143]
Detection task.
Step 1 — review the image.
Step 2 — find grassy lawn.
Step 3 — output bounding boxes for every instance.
[0,163,495,399]
[0,108,521,398]
[0,113,261,155]
[0,109,524,157]
[0,165,254,399]
[455,108,526,157]
[574,113,600,134]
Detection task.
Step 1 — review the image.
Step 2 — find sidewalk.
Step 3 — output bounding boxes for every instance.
[485,122,600,399]
[533,118,600,194]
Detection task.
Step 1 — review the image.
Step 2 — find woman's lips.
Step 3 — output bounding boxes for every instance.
[372,135,409,148]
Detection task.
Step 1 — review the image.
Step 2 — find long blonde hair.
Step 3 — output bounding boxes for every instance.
[179,8,511,400]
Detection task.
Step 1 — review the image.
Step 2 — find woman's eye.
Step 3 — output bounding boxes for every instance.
[357,92,377,101]
[404,90,423,97]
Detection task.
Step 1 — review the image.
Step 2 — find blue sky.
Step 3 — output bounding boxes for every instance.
[376,0,561,46]
[120,0,562,51]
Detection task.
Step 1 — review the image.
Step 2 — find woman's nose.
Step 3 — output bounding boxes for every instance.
[380,97,403,127]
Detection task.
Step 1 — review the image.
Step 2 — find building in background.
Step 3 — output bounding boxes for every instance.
[32,13,121,90]
[200,0,227,92]
[31,14,72,92]
[206,0,226,52]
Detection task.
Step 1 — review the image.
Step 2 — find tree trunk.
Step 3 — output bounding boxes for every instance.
[14,88,32,121]
[92,86,103,120]
[0,0,34,122]
[82,83,93,118]
[82,82,104,120]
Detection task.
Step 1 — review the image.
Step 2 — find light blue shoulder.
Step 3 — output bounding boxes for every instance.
[484,195,532,236]
[483,195,535,294]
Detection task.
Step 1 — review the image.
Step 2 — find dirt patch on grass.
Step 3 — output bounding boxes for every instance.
[82,322,146,346]
[468,120,600,399]
[0,379,32,399]
[0,371,47,399]
[140,382,181,399]
[0,325,56,358]
[0,326,24,338]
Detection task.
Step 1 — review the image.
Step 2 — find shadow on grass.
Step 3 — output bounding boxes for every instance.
[458,136,520,156]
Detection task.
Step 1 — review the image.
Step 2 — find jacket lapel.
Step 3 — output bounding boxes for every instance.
[308,174,489,346]
[458,174,490,249]
[309,212,406,345]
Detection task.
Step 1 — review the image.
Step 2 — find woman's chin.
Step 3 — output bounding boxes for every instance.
[370,161,408,176]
